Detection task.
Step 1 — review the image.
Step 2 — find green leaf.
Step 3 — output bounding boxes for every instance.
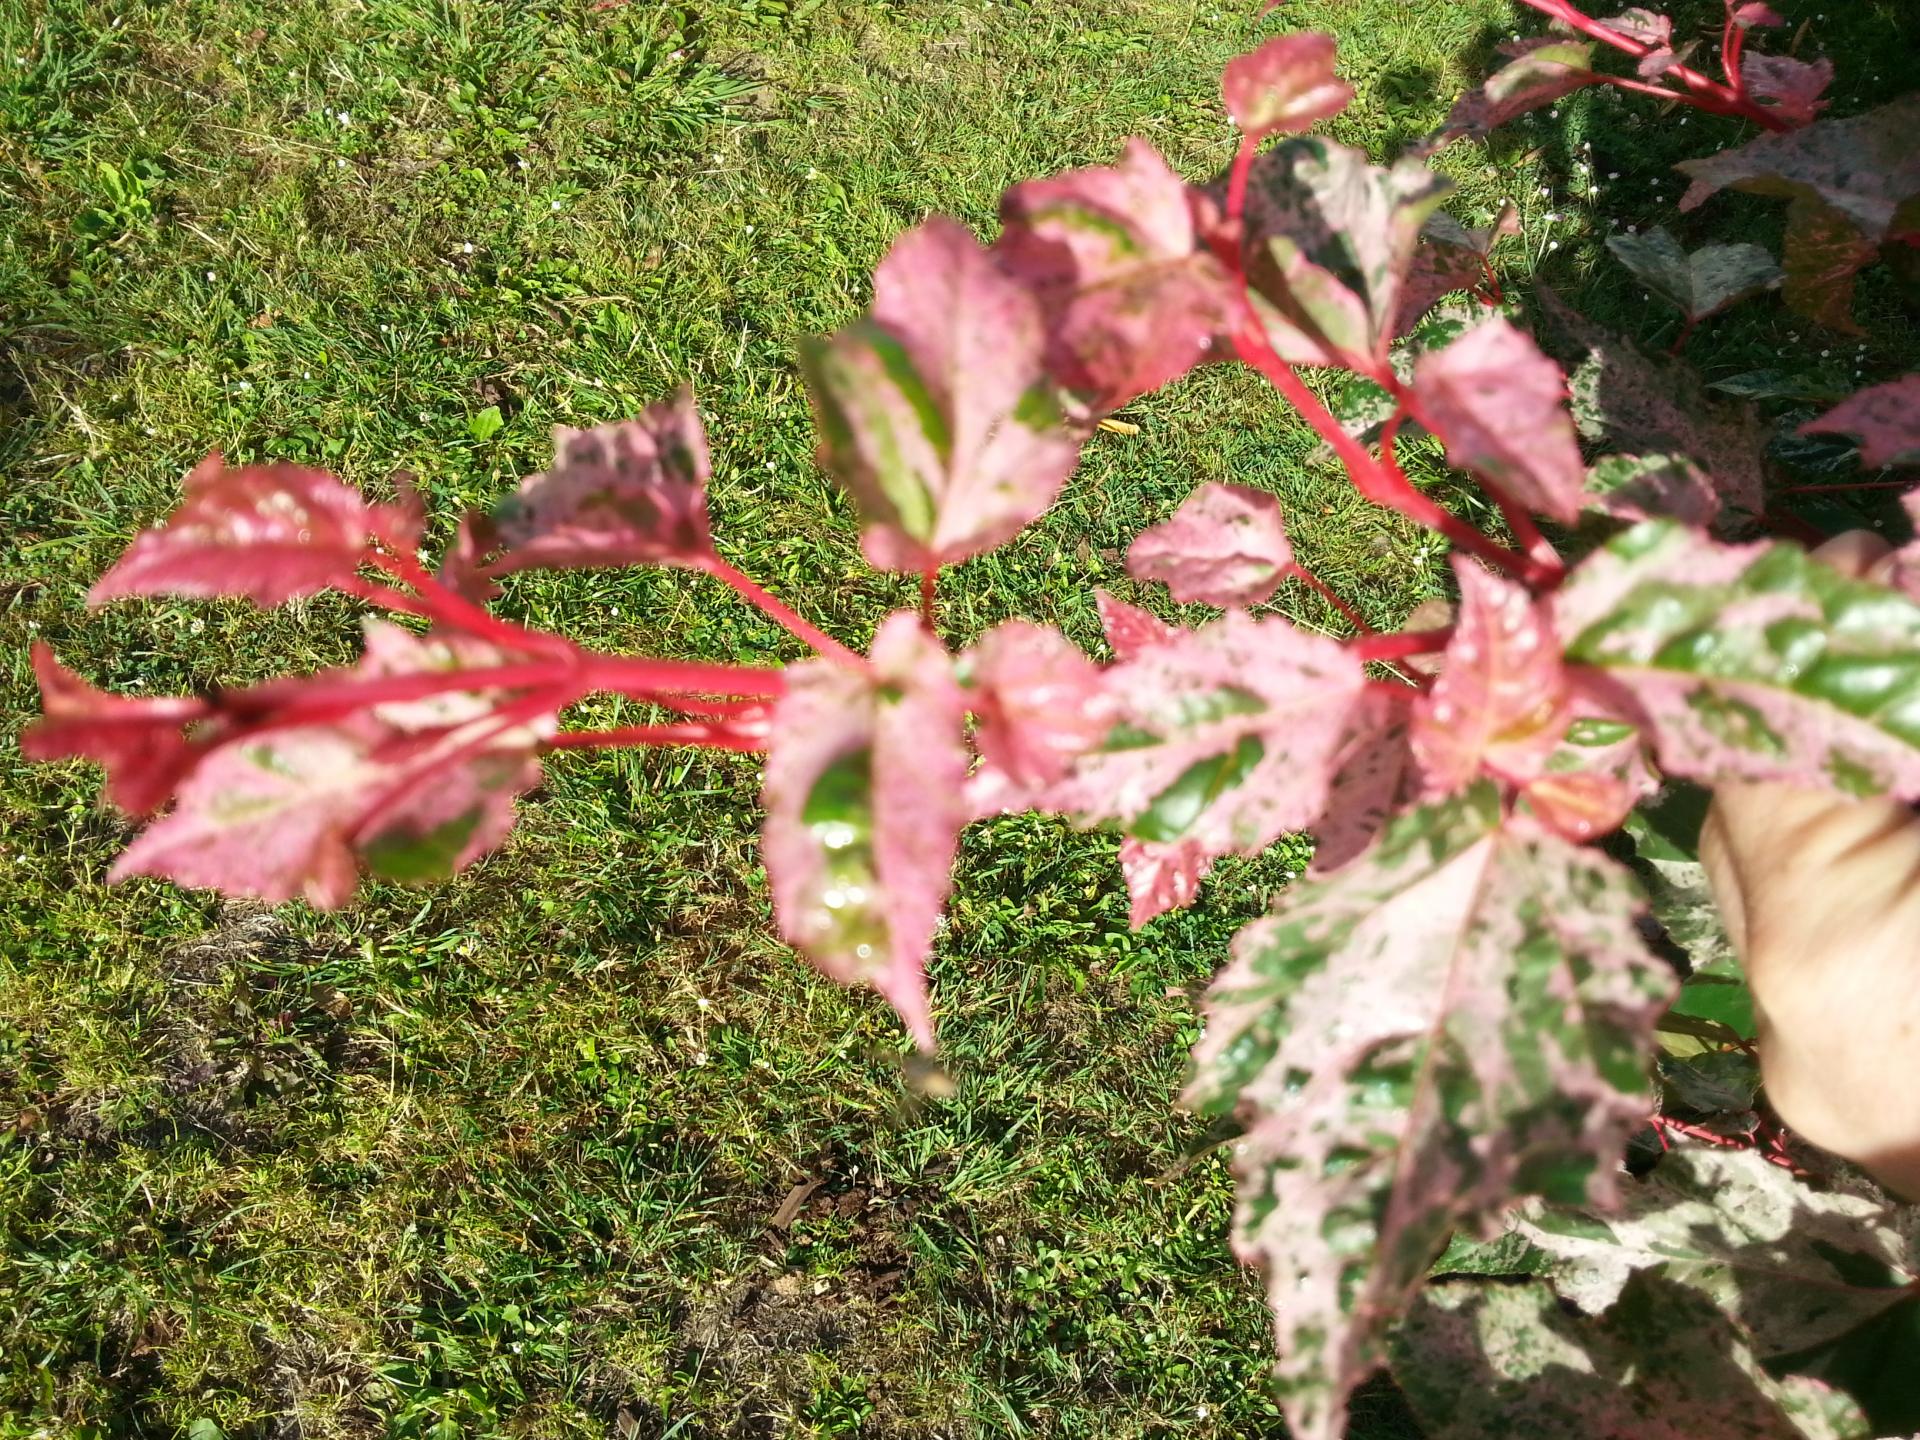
[1393,1274,1871,1439]
[1187,785,1673,1440]
[468,404,505,442]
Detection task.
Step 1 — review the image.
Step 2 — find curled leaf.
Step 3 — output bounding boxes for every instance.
[492,389,716,573]
[1441,39,1596,144]
[90,454,397,607]
[22,644,211,816]
[997,140,1237,416]
[1222,32,1353,142]
[1802,375,1920,469]
[803,218,1082,572]
[1414,316,1585,523]
[1127,482,1293,607]
[762,613,968,1049]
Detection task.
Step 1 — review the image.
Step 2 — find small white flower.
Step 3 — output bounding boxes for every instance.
[144,425,157,435]
[1548,108,1560,118]
[1196,1407,1210,1420]
[1538,186,1551,197]
[336,157,347,169]
[1548,239,1560,251]
[696,995,711,1010]
[303,370,312,379]
[237,380,252,391]
[1588,185,1599,196]
[461,242,474,254]
[1627,224,1638,234]
[205,269,216,281]
[610,605,620,616]
[550,199,562,210]
[337,110,352,126]
[744,223,754,234]
[711,152,723,162]
[694,1050,710,1066]
[516,157,529,170]
[1608,171,1621,180]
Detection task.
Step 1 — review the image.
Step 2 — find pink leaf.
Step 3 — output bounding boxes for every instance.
[1802,375,1920,470]
[1442,40,1596,143]
[492,389,716,573]
[761,613,968,1049]
[22,644,211,816]
[1740,53,1834,127]
[996,140,1238,416]
[1412,558,1570,796]
[1887,493,1920,603]
[1601,7,1672,46]
[1095,589,1180,660]
[1308,686,1414,875]
[1519,770,1634,842]
[963,620,1111,792]
[1558,521,1920,800]
[1414,317,1585,524]
[1222,33,1354,142]
[803,218,1083,572]
[1127,483,1293,607]
[109,625,557,905]
[1042,611,1365,861]
[1732,1,1787,28]
[1584,453,1722,528]
[90,454,390,607]
[1120,837,1215,927]
[1394,204,1518,335]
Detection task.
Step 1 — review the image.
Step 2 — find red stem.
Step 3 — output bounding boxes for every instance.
[1516,0,1790,130]
[699,554,862,664]
[547,722,767,753]
[1353,629,1451,664]
[920,567,938,631]
[371,549,573,658]
[1225,136,1257,230]
[1291,566,1375,635]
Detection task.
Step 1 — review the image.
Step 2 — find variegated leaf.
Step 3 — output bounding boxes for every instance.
[1802,375,1920,469]
[22,644,211,816]
[962,620,1111,792]
[1557,520,1920,799]
[1238,138,1452,374]
[1441,39,1597,143]
[1221,32,1353,142]
[1678,96,1920,244]
[1512,1147,1920,1359]
[1042,611,1365,859]
[1538,289,1766,521]
[1394,203,1518,335]
[1393,1275,1871,1440]
[761,613,968,1049]
[1411,557,1569,796]
[1095,588,1180,660]
[802,218,1082,572]
[1605,226,1782,322]
[1584,452,1722,527]
[1308,685,1414,875]
[1119,836,1215,927]
[1414,316,1585,523]
[996,140,1237,416]
[491,389,716,573]
[1781,197,1878,335]
[1126,482,1293,607]
[1740,52,1835,128]
[89,454,404,607]
[1188,787,1672,1440]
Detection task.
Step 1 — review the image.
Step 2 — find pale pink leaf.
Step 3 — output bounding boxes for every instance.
[492,389,715,573]
[1414,317,1585,524]
[1127,483,1293,607]
[761,613,968,1049]
[1802,375,1920,470]
[1411,558,1570,796]
[963,620,1111,792]
[1222,33,1353,142]
[1600,7,1671,46]
[1307,686,1414,874]
[90,454,388,607]
[1518,770,1633,842]
[1740,52,1834,127]
[22,644,210,816]
[996,140,1238,415]
[1558,520,1920,799]
[1041,611,1365,860]
[1188,788,1672,1440]
[1119,836,1215,927]
[1732,1,1786,26]
[1095,589,1180,660]
[803,218,1082,572]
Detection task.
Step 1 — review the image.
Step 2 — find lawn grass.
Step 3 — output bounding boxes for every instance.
[2,0,1916,1435]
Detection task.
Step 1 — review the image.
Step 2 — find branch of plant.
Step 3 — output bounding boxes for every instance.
[699,553,863,664]
[369,548,575,658]
[547,721,768,753]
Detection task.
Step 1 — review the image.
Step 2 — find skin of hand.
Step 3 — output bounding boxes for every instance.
[1699,531,1920,1197]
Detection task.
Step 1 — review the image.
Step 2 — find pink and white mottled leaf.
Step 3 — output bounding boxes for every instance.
[1441,40,1596,143]
[963,620,1111,792]
[1394,204,1518,335]
[803,218,1082,572]
[1393,1276,1869,1440]
[1411,558,1570,795]
[1802,375,1920,469]
[1678,96,1920,244]
[1222,33,1353,142]
[21,644,211,816]
[1740,52,1834,128]
[491,389,716,573]
[761,613,968,1049]
[1096,589,1180,660]
[1583,453,1721,527]
[1781,196,1878,334]
[1041,611,1365,860]
[1511,1147,1920,1360]
[1120,836,1215,927]
[1188,787,1671,1440]
[996,140,1237,416]
[1308,686,1414,874]
[1538,289,1767,521]
[1558,519,1920,800]
[1238,138,1452,373]
[90,454,393,607]
[1732,1,1786,27]
[1414,317,1585,524]
[1518,770,1634,842]
[1127,483,1293,607]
